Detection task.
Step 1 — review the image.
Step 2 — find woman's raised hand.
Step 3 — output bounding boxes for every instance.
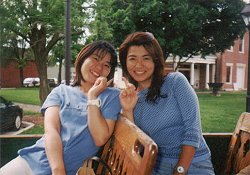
[119,78,138,114]
[88,77,113,100]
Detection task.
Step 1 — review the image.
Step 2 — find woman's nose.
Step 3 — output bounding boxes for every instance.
[135,59,143,67]
[94,62,103,72]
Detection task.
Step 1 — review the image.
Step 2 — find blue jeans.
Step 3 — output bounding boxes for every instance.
[152,157,215,175]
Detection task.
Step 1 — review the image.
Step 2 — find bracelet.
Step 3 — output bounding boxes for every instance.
[87,99,101,107]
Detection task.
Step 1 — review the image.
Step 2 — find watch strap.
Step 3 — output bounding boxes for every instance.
[87,98,101,107]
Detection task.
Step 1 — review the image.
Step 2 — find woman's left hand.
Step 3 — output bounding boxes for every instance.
[88,77,113,99]
[119,78,138,113]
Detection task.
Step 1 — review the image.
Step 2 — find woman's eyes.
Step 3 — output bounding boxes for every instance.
[92,56,99,60]
[104,63,111,69]
[127,57,136,61]
[128,57,152,61]
[144,57,152,61]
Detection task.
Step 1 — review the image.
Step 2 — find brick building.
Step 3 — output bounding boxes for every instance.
[165,31,249,91]
[0,59,38,88]
[216,31,248,91]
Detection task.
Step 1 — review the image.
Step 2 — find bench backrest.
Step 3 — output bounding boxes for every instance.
[225,112,250,174]
[96,115,158,175]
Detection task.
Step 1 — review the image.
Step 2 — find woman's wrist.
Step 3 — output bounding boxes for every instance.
[121,109,134,121]
[87,94,97,100]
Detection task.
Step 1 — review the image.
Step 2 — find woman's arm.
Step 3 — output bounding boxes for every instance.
[173,72,202,174]
[44,106,66,175]
[87,105,116,146]
[119,79,138,122]
[173,145,196,175]
[87,77,117,146]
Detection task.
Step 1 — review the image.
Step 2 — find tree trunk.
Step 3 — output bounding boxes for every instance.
[30,26,50,105]
[32,49,49,105]
[34,53,50,105]
[19,68,24,86]
[58,57,63,85]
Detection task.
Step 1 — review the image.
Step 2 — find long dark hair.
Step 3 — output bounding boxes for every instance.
[119,32,165,103]
[73,41,117,86]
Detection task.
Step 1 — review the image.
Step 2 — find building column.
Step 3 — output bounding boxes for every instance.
[206,64,210,89]
[174,62,178,71]
[190,63,195,87]
[212,64,216,83]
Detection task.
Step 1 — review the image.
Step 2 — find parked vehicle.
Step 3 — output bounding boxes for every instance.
[0,96,23,131]
[61,79,74,85]
[48,78,57,87]
[23,77,40,87]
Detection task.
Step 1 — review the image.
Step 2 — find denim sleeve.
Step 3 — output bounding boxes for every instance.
[173,72,202,148]
[40,85,62,115]
[100,89,121,121]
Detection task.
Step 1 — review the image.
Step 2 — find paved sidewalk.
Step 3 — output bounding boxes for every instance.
[1,121,35,135]
[15,103,41,113]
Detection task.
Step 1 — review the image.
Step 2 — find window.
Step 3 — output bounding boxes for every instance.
[227,46,233,52]
[226,64,233,83]
[239,38,244,53]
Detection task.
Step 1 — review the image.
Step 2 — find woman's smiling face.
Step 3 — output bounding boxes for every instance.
[126,45,155,89]
[81,50,111,85]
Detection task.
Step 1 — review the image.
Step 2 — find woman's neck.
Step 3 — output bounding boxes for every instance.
[137,83,150,92]
[80,81,92,95]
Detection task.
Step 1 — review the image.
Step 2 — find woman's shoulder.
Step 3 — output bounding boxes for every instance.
[99,87,121,102]
[164,71,185,79]
[105,87,120,95]
[164,71,186,83]
[50,84,79,95]
[162,72,188,90]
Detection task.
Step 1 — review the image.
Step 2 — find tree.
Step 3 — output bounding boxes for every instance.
[49,40,83,84]
[1,0,91,104]
[94,0,246,69]
[86,0,116,43]
[0,29,33,86]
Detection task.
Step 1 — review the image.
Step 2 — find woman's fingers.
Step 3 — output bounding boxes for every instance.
[122,77,129,87]
[107,79,113,86]
[120,89,127,97]
[120,87,136,97]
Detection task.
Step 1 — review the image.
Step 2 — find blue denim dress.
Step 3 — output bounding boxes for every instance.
[18,84,121,175]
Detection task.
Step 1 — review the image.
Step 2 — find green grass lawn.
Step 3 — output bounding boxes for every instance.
[0,88,247,133]
[198,91,246,133]
[0,87,40,105]
[22,125,44,134]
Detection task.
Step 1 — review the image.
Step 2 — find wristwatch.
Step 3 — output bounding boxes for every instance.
[87,99,101,107]
[176,166,185,174]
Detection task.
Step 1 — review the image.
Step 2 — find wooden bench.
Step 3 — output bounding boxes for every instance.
[224,112,250,175]
[2,113,250,175]
[0,116,158,175]
[96,115,158,175]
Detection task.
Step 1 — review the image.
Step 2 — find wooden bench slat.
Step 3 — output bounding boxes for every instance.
[225,112,250,174]
[96,115,158,175]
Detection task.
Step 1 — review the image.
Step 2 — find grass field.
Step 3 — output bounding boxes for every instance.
[198,92,246,132]
[0,87,40,105]
[0,88,247,133]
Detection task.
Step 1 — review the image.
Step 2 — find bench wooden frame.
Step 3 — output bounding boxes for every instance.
[3,113,250,175]
[225,112,250,174]
[0,116,158,175]
[96,115,158,175]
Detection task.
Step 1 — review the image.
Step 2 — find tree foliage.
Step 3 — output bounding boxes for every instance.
[93,0,246,62]
[1,0,91,104]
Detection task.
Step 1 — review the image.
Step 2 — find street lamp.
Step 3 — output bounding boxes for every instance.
[241,3,250,112]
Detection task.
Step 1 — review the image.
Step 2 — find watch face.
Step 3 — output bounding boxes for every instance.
[177,166,185,173]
